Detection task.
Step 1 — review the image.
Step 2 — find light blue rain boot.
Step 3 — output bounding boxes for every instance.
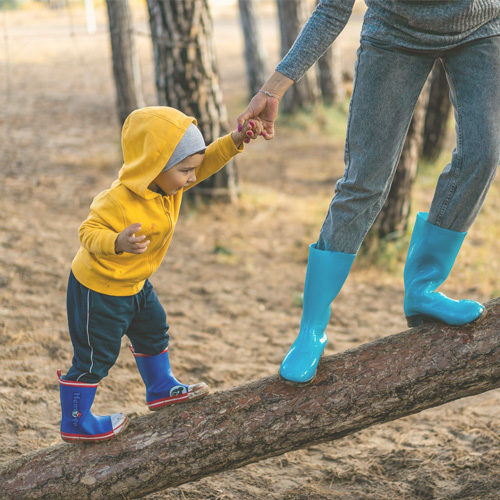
[131,346,209,411]
[279,244,356,384]
[404,212,485,327]
[58,370,128,443]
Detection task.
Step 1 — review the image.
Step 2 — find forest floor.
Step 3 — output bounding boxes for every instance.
[0,2,499,499]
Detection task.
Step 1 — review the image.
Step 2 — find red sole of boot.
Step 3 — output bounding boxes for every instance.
[61,416,129,444]
[149,385,209,411]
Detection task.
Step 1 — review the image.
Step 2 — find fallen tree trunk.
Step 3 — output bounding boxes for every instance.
[3,298,499,499]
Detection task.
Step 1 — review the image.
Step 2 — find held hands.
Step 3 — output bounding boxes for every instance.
[236,90,280,140]
[115,223,150,254]
[231,118,264,148]
[236,72,294,139]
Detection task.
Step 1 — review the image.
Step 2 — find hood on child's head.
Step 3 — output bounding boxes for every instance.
[118,106,200,199]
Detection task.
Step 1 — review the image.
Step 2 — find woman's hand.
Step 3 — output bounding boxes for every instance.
[236,71,294,140]
[237,92,279,140]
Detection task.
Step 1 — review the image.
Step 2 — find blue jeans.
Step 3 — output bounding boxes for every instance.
[317,35,500,253]
[65,272,170,383]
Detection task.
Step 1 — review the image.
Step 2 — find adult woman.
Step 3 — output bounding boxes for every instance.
[237,0,499,384]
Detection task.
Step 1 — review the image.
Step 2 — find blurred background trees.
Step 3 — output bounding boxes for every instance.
[237,0,266,99]
[1,0,453,252]
[422,60,451,162]
[106,0,144,125]
[276,0,319,113]
[145,0,238,202]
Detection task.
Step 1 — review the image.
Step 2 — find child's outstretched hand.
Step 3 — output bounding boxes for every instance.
[231,118,264,148]
[115,223,150,254]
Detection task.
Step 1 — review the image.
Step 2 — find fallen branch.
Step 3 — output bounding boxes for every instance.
[2,298,499,499]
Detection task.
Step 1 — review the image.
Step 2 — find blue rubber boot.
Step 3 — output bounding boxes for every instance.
[404,212,485,327]
[279,244,356,384]
[131,346,209,411]
[58,370,128,443]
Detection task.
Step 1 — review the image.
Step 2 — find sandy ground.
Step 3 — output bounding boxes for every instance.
[0,2,498,499]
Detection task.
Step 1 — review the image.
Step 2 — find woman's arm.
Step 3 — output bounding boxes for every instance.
[238,0,354,138]
[276,0,355,82]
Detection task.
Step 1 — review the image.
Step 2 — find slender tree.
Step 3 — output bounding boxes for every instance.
[276,0,319,113]
[422,60,451,162]
[106,0,145,126]
[315,0,344,105]
[317,41,345,105]
[146,0,238,201]
[238,0,267,100]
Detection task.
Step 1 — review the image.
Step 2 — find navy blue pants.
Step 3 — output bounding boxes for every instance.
[65,271,169,383]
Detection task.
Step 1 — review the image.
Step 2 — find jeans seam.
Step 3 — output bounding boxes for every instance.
[344,45,364,179]
[435,59,462,226]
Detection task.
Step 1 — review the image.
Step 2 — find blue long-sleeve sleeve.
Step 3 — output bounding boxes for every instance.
[276,0,354,82]
[275,0,500,83]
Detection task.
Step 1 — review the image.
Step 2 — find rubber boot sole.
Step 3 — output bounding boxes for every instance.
[278,370,316,387]
[406,308,487,328]
[149,383,209,411]
[61,415,129,444]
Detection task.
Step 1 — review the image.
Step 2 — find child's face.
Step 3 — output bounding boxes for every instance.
[153,153,204,195]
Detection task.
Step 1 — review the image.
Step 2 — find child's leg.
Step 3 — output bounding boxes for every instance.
[428,36,500,231]
[125,279,170,355]
[126,280,208,410]
[65,271,137,382]
[317,39,436,254]
[61,271,138,441]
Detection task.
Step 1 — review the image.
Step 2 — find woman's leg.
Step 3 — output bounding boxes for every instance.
[317,39,435,253]
[428,36,500,230]
[403,36,499,327]
[280,40,436,384]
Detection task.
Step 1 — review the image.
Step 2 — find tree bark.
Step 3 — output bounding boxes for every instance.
[315,1,344,105]
[276,0,320,113]
[2,297,499,499]
[422,59,452,162]
[106,0,145,126]
[371,78,431,239]
[146,0,238,202]
[238,0,267,100]
[317,41,345,105]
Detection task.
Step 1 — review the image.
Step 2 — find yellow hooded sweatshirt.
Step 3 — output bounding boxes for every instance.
[71,106,243,296]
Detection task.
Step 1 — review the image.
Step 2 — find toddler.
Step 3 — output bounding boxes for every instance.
[59,106,262,442]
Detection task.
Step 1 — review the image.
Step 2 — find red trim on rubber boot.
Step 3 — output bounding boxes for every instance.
[148,392,190,410]
[147,383,209,411]
[60,418,129,443]
[57,369,99,387]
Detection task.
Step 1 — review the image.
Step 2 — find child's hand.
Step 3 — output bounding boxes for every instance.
[115,223,150,254]
[231,118,264,148]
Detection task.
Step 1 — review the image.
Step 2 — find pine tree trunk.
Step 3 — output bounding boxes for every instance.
[2,298,499,498]
[422,60,451,162]
[106,0,145,126]
[315,0,344,105]
[317,41,345,105]
[238,0,267,99]
[276,0,319,113]
[146,0,238,201]
[371,79,431,239]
